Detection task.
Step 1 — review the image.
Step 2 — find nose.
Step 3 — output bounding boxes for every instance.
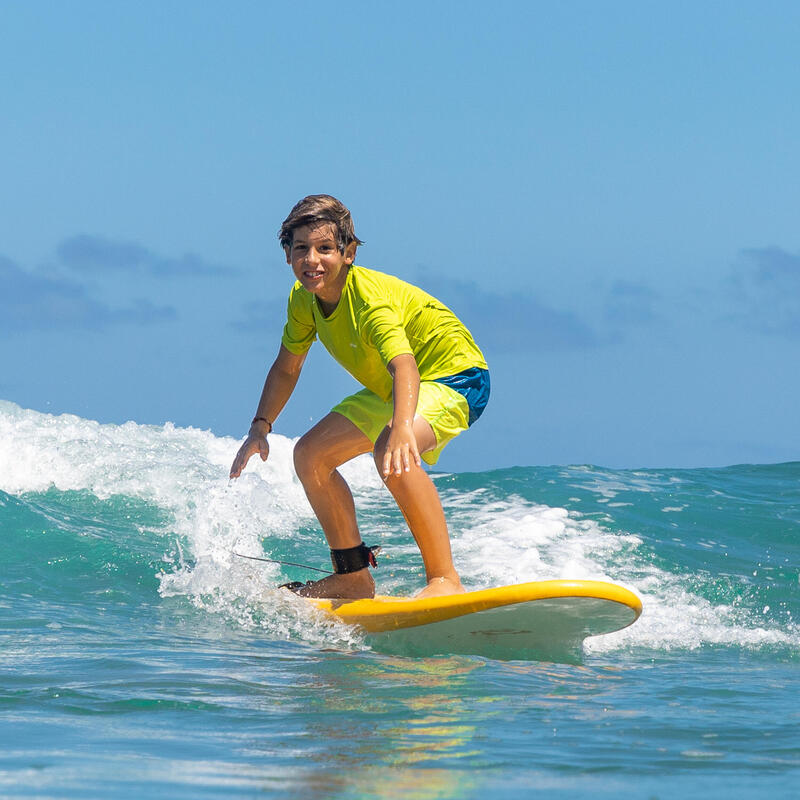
[305,247,320,266]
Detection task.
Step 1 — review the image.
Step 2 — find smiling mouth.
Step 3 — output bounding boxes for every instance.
[304,270,323,279]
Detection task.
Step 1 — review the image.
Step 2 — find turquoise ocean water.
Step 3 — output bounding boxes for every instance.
[1,399,798,798]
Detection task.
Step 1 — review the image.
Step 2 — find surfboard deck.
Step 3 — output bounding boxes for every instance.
[308,579,642,660]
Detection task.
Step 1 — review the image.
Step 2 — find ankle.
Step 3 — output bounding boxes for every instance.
[425,569,461,586]
[415,574,465,599]
[295,569,374,599]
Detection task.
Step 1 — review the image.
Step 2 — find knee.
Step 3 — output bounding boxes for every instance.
[293,432,346,487]
[293,434,321,484]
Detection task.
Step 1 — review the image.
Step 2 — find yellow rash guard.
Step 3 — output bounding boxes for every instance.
[281,265,487,400]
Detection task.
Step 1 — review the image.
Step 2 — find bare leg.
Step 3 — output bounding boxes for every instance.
[374,417,465,599]
[292,413,375,599]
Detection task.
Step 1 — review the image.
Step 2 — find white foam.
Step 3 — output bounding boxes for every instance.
[585,572,800,654]
[448,494,641,587]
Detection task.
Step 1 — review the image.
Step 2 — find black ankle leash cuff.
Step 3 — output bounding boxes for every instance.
[330,543,380,574]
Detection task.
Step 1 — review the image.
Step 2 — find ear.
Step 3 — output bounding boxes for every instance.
[344,241,358,265]
[284,246,291,264]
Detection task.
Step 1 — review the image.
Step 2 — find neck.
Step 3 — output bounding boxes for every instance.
[317,295,339,317]
[316,265,350,316]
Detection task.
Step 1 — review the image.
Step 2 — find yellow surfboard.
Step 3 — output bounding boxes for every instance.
[309,579,642,660]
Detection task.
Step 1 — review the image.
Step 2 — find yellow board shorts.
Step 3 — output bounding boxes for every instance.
[332,381,471,465]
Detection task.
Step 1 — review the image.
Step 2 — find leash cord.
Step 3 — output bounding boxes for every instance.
[232,552,333,575]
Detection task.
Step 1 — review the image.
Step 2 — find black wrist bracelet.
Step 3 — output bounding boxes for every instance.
[251,417,272,433]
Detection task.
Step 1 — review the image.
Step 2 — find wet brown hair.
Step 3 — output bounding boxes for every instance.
[278,194,363,253]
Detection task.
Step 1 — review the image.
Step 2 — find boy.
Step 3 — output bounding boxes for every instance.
[229,195,489,599]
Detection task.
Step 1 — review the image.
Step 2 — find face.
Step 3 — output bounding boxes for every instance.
[286,224,356,308]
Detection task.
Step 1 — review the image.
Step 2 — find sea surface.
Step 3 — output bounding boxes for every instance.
[1,399,798,798]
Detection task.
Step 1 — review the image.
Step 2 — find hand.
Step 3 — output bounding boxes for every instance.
[230,433,269,479]
[382,422,422,479]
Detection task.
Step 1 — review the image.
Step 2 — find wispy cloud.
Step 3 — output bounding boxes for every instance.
[741,246,800,285]
[603,280,662,327]
[57,234,237,277]
[230,298,288,334]
[0,255,176,333]
[728,246,800,338]
[412,273,598,353]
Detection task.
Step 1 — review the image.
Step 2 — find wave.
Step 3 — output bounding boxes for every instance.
[2,399,797,657]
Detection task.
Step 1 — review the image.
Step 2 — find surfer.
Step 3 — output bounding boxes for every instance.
[229,195,489,599]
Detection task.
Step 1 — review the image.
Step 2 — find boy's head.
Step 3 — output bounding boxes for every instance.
[279,194,363,255]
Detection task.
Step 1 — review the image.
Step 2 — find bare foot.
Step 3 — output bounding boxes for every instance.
[293,568,375,599]
[414,575,466,599]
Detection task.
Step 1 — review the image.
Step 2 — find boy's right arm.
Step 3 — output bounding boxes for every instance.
[229,345,307,479]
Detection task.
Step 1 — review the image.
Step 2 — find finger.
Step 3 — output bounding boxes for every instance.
[401,446,410,473]
[382,448,392,477]
[231,449,249,477]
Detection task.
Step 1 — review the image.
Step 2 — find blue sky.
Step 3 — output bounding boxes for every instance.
[2,1,799,471]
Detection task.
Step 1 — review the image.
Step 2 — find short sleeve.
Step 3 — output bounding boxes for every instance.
[357,302,414,365]
[281,283,316,354]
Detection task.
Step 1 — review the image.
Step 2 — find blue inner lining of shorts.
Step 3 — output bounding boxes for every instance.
[433,368,490,426]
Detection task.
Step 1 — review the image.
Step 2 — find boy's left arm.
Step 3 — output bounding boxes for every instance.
[384,353,423,478]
